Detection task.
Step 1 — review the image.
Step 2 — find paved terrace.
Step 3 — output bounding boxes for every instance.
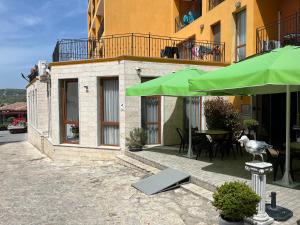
[126,147,300,225]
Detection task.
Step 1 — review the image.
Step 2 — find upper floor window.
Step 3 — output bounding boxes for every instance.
[208,0,225,11]
[175,0,202,32]
[236,9,246,61]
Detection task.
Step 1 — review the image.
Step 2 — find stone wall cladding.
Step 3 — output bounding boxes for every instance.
[27,59,222,159]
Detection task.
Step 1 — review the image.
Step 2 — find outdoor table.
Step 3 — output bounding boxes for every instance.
[196,130,230,159]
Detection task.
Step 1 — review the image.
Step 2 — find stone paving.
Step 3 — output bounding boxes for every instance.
[0,141,218,225]
[127,147,300,225]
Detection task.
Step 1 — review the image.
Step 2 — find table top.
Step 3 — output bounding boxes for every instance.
[196,130,229,135]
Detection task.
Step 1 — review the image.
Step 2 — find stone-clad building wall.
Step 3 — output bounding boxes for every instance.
[27,58,222,160]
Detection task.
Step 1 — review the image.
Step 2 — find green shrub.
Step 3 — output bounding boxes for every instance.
[204,97,242,134]
[212,181,260,222]
[126,128,147,148]
[243,119,259,129]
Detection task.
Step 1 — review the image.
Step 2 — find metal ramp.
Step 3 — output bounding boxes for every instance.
[132,168,190,195]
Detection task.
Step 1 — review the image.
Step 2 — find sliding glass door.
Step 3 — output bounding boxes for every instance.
[100,78,120,146]
[184,97,202,130]
[141,78,161,145]
[60,79,79,144]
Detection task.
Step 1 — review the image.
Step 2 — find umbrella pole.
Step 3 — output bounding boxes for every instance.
[281,85,293,185]
[187,97,193,158]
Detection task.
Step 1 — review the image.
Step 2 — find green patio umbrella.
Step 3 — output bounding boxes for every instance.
[126,68,207,158]
[189,46,300,187]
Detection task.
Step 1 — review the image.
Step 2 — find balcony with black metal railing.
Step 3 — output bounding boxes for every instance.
[256,12,300,53]
[52,33,225,63]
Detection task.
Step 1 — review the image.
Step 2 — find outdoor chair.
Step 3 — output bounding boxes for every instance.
[176,128,187,154]
[195,133,213,161]
[232,130,245,157]
[266,148,285,181]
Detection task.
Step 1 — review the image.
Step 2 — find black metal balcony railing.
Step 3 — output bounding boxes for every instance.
[256,12,300,53]
[208,0,225,10]
[52,33,225,63]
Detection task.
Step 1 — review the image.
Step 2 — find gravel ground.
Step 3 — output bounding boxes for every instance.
[0,141,218,225]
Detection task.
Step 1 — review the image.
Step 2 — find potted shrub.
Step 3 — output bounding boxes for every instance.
[212,181,260,225]
[126,128,147,151]
[243,119,259,131]
[243,119,259,139]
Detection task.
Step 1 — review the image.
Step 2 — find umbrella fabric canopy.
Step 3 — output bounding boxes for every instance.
[189,46,300,187]
[126,68,207,97]
[126,68,207,159]
[189,46,300,95]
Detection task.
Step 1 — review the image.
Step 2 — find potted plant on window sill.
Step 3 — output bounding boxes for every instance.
[126,128,147,152]
[212,181,260,225]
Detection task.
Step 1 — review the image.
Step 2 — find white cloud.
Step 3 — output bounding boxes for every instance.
[21,15,42,26]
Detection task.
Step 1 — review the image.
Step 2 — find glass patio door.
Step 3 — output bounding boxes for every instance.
[60,79,79,144]
[142,96,161,144]
[141,77,161,145]
[100,78,120,146]
[184,97,202,130]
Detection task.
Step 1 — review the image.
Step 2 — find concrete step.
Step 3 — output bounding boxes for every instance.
[117,153,214,202]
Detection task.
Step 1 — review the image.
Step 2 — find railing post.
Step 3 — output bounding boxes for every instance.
[223,42,225,62]
[148,33,151,57]
[131,33,134,56]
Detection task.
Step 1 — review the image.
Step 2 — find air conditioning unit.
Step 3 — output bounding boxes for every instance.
[38,60,47,76]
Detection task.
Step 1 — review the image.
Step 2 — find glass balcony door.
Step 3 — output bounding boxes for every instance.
[236,9,247,61]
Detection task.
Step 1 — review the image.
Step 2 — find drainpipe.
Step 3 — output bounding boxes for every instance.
[45,69,52,138]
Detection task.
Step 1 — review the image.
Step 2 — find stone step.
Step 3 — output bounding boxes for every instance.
[125,150,216,192]
[117,153,214,202]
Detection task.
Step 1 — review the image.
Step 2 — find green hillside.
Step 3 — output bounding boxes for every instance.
[0,89,26,105]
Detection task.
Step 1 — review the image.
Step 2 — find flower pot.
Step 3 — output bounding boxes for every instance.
[128,146,143,152]
[219,216,244,225]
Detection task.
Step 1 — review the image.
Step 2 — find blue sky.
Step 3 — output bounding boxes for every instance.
[0,0,87,89]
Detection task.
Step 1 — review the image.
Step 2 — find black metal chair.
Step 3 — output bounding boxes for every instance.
[266,148,285,181]
[176,128,187,154]
[195,133,213,161]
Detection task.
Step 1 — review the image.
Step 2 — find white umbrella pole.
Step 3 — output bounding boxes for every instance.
[187,97,193,158]
[281,85,293,185]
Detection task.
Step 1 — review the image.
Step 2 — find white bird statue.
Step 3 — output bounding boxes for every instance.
[238,135,272,161]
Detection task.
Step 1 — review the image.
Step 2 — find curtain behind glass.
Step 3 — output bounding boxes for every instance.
[103,79,119,145]
[66,82,79,121]
[236,10,246,61]
[142,97,159,144]
[184,97,201,130]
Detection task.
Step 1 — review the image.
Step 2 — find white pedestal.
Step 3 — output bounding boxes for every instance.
[245,161,274,225]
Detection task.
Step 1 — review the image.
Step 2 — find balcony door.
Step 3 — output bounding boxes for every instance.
[141,78,161,145]
[60,79,79,144]
[236,9,247,61]
[212,22,221,61]
[100,78,120,146]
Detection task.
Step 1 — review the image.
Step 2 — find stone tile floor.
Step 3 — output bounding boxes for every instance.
[0,141,218,225]
[127,147,300,225]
